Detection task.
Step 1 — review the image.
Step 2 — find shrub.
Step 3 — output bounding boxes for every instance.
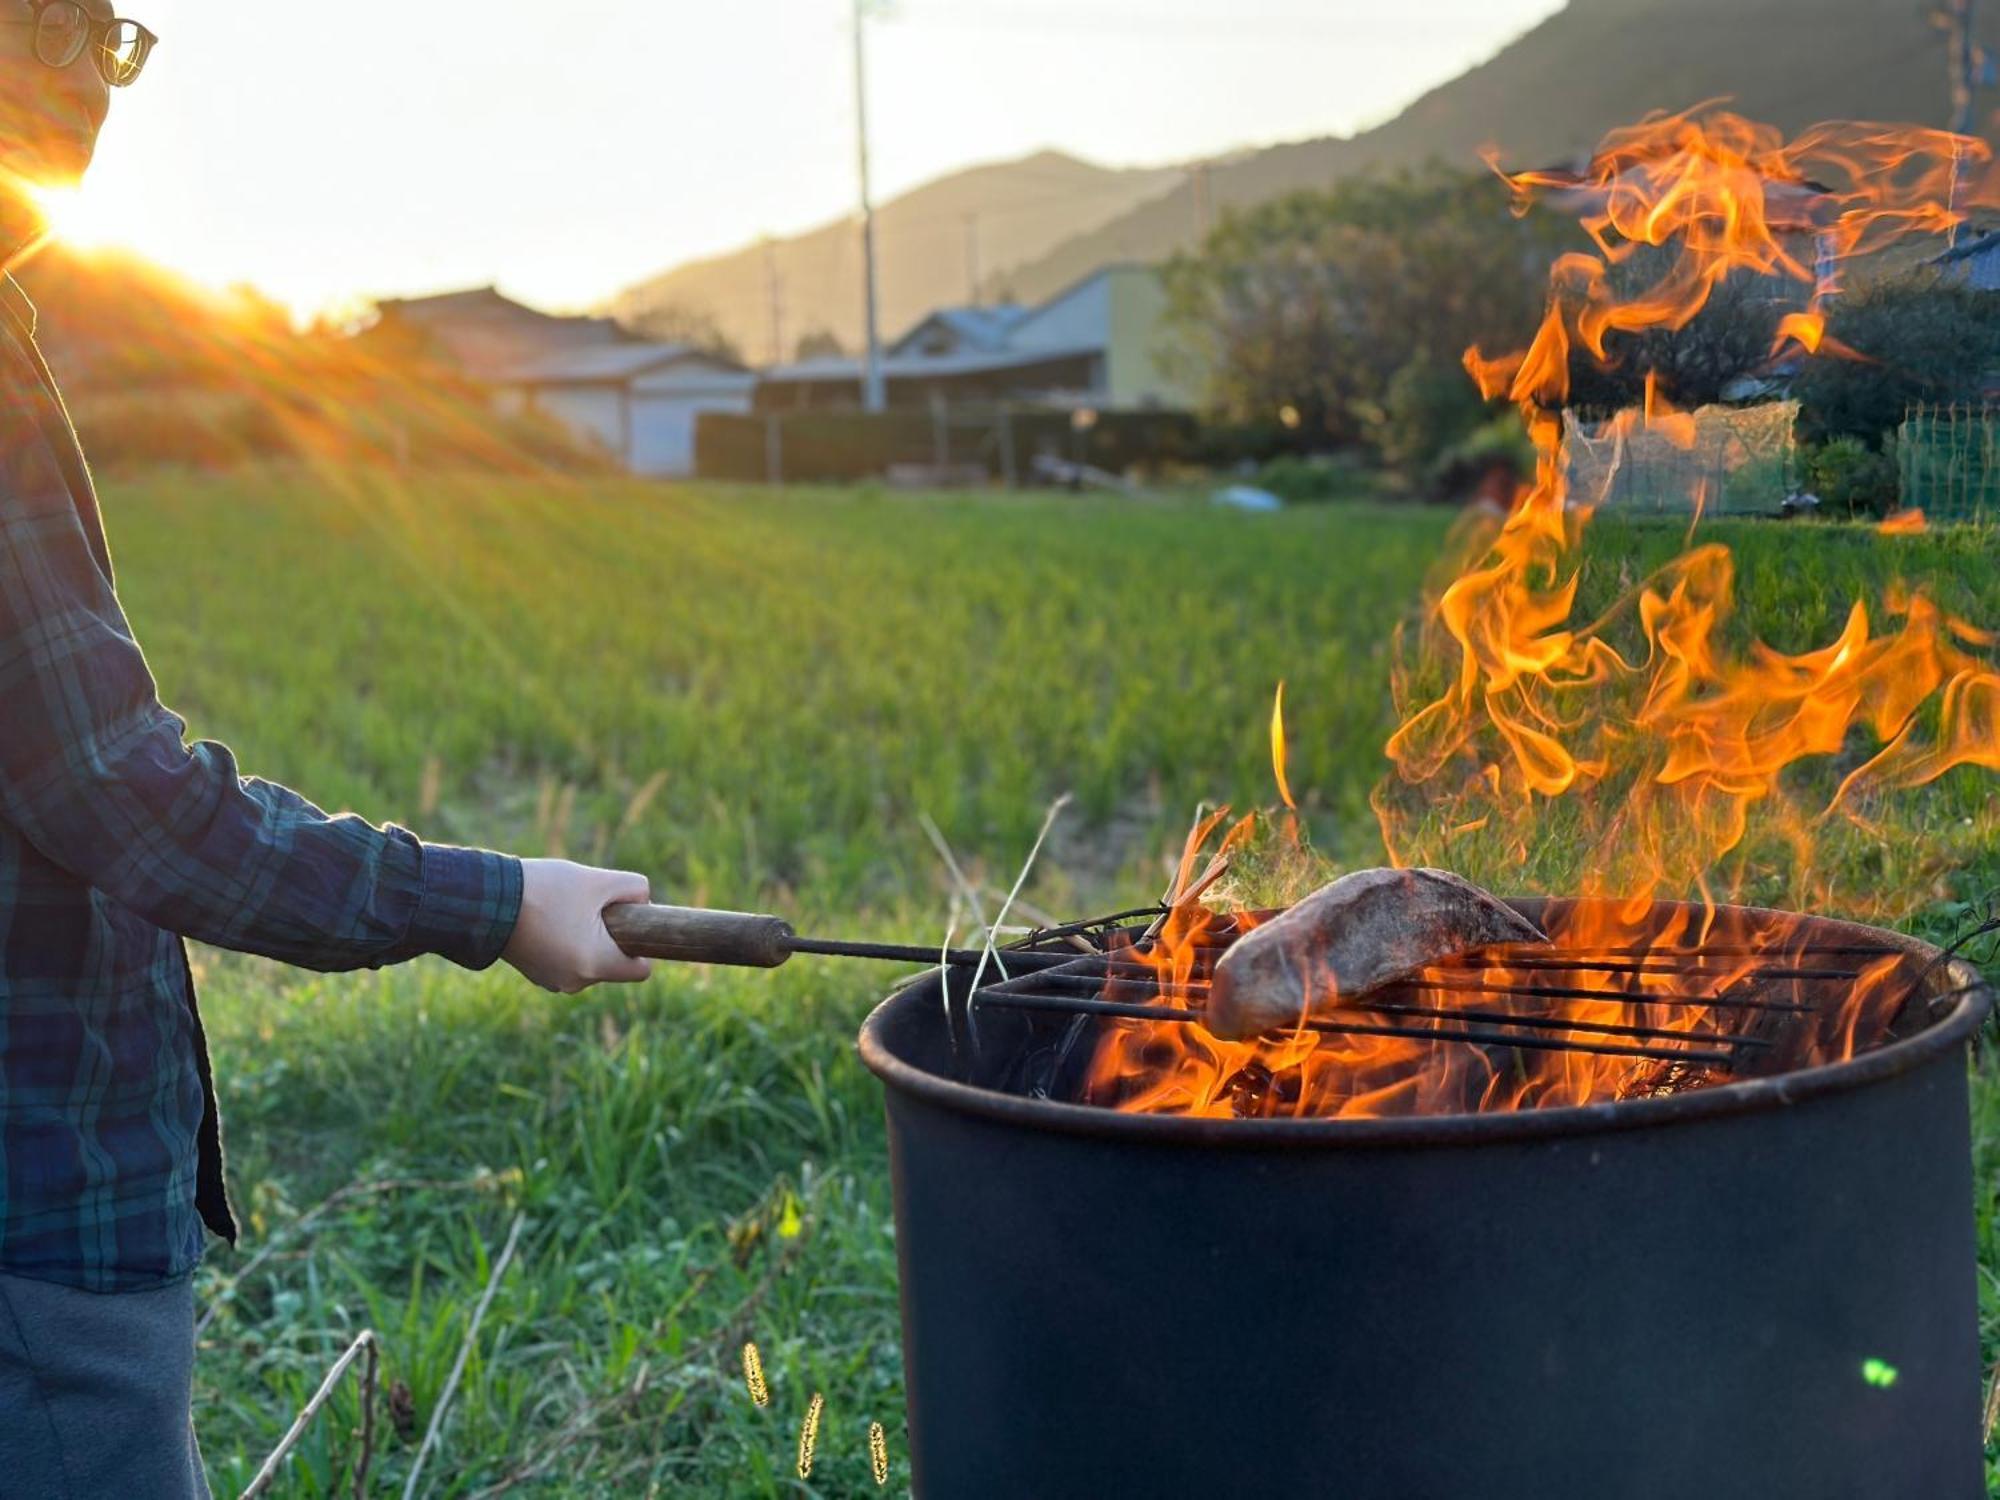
[1792,271,2000,448]
[1800,436,1901,517]
[1426,415,1535,505]
[1251,452,1374,504]
[1364,356,1493,482]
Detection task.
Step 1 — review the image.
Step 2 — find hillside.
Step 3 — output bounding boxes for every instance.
[609,149,1179,362]
[613,0,2000,357]
[1001,0,2000,306]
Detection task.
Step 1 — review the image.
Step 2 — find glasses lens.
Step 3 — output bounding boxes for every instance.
[102,20,148,85]
[34,2,89,68]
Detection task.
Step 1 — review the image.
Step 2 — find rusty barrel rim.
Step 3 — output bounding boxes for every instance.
[856,899,1994,1149]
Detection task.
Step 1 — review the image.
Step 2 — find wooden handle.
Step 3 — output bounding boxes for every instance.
[602,903,796,968]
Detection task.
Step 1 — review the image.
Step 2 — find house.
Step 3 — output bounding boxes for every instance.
[755,265,1199,413]
[365,286,754,476]
[1932,230,2000,291]
[489,342,757,478]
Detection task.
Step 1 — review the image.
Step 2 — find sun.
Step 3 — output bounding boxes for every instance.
[28,183,127,251]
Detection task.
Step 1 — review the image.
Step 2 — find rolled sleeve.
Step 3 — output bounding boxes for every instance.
[399,841,524,971]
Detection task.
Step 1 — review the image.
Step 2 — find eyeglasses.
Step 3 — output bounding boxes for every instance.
[3,1,156,88]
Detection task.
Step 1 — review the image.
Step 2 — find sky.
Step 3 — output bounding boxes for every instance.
[59,0,1566,318]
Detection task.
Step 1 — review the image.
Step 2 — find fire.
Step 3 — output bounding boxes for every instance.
[1270,681,1297,811]
[1085,108,1998,1119]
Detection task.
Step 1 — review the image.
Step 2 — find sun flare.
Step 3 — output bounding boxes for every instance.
[28,183,127,251]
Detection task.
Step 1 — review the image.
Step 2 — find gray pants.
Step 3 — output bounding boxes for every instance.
[0,1270,209,1500]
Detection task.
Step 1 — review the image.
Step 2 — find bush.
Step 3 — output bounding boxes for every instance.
[1251,452,1375,504]
[1792,271,2000,447]
[1364,356,1493,482]
[1426,415,1535,505]
[1800,436,1901,516]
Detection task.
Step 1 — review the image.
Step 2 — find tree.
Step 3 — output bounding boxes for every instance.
[1158,167,1568,448]
[1563,251,1798,417]
[1790,270,2000,447]
[793,327,845,361]
[620,299,744,364]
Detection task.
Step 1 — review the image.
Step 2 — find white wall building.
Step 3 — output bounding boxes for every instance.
[491,344,756,477]
[369,287,754,476]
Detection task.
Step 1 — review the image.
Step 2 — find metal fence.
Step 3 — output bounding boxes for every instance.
[1896,402,2000,523]
[1562,401,1797,516]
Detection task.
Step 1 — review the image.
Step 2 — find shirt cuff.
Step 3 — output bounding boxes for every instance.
[405,843,524,971]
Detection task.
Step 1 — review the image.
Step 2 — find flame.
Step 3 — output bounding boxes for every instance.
[1879,508,1927,534]
[1271,681,1297,811]
[1085,109,1996,1120]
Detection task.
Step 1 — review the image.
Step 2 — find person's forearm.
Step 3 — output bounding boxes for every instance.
[5,703,522,972]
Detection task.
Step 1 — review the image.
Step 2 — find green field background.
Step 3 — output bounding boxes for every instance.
[99,471,2000,1495]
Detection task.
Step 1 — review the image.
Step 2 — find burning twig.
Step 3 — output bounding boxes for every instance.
[401,1212,527,1500]
[238,1328,379,1500]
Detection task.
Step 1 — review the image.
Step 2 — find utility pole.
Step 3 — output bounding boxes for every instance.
[853,0,887,411]
[1941,0,1986,247]
[963,212,981,305]
[762,237,785,367]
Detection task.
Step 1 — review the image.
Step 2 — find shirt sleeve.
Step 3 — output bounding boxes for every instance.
[0,396,522,973]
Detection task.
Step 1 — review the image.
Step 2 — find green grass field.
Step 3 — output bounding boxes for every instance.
[96,469,2000,1495]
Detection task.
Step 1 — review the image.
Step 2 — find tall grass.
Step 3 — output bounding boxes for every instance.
[95,471,2000,1494]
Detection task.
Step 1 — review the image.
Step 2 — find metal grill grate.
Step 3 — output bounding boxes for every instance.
[965,920,1903,1073]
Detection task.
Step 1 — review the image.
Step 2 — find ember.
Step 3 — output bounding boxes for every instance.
[1081,108,2000,1119]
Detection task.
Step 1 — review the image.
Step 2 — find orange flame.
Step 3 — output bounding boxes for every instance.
[1087,108,1997,1120]
[1271,681,1297,811]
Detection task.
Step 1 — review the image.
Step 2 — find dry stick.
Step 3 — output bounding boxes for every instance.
[1984,1356,2000,1445]
[964,794,1072,1033]
[197,1175,498,1339]
[239,1328,379,1500]
[353,1336,381,1500]
[402,1212,527,1500]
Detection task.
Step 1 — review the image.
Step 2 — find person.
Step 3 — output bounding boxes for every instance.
[0,6,655,1493]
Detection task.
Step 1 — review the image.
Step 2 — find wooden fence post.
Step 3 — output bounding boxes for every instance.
[765,412,784,486]
[998,403,1018,488]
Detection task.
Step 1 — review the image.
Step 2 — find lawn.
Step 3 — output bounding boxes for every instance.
[95,468,2000,1495]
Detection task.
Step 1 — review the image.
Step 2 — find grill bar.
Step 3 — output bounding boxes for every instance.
[957,918,1882,1071]
[1037,964,1814,1014]
[973,991,1744,1067]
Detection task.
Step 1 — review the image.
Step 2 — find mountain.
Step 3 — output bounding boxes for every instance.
[998,0,2000,307]
[612,0,2000,361]
[609,149,1180,363]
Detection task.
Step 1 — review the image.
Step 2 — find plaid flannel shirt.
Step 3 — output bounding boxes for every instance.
[0,274,523,1292]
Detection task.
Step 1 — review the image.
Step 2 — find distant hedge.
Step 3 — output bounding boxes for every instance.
[695,406,1197,484]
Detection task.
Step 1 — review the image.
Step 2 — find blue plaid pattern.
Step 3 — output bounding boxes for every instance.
[0,277,523,1291]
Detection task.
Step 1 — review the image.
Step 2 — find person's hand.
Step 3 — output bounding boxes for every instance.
[502,859,653,993]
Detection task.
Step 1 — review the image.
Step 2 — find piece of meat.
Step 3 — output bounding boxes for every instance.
[1203,868,1547,1041]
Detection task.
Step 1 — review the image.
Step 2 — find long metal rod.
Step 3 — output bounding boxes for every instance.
[1031,964,1814,1014]
[785,935,1080,968]
[977,985,1759,1051]
[973,992,1740,1067]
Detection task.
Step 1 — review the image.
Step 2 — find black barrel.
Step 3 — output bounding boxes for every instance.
[858,905,1992,1500]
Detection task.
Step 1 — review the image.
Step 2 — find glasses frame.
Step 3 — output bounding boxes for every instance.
[2,0,156,87]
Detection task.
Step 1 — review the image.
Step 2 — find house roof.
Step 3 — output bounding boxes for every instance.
[1932,230,2000,290]
[890,303,1029,355]
[760,341,1102,386]
[372,285,631,374]
[495,342,746,386]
